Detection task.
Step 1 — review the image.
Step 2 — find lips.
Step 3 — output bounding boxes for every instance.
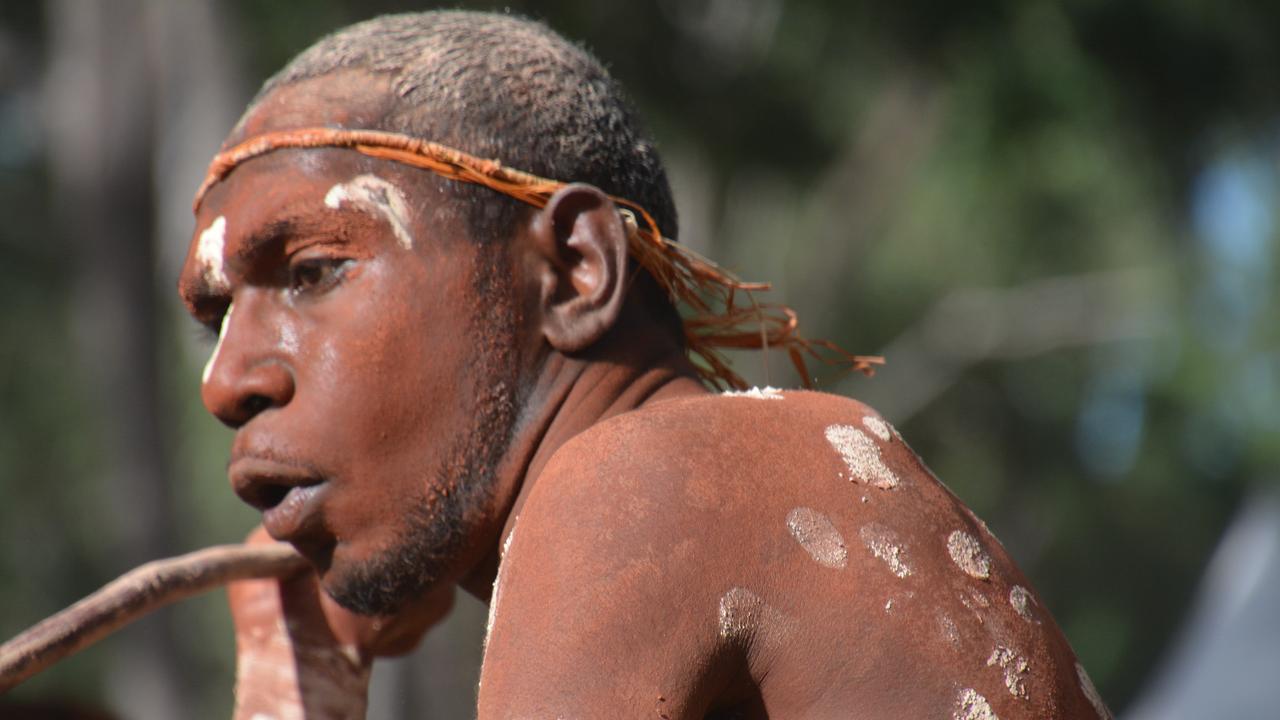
[228,455,327,541]
[261,484,328,541]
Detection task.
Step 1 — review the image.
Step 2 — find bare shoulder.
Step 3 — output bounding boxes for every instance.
[532,387,887,489]
[481,389,1111,719]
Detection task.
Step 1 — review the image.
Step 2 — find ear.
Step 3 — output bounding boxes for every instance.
[530,183,629,353]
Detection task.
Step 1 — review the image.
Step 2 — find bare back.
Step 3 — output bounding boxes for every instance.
[480,390,1109,719]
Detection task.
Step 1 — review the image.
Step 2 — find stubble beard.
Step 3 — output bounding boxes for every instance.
[328,243,524,616]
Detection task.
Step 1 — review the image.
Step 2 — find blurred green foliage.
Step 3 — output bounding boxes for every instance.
[2,1,1277,717]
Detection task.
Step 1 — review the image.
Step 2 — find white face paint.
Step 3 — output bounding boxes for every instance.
[202,302,234,385]
[324,174,414,249]
[196,216,229,291]
[825,423,900,489]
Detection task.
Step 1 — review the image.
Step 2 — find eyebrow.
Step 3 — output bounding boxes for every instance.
[184,216,297,307]
[239,216,298,263]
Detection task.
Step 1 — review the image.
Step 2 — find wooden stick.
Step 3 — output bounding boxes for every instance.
[0,543,307,692]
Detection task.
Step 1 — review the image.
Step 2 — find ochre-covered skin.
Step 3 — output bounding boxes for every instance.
[482,391,1098,718]
[178,69,1110,719]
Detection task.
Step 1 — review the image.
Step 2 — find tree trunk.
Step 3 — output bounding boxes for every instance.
[45,1,183,715]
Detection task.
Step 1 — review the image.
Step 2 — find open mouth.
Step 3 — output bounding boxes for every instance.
[228,456,327,542]
[260,483,326,541]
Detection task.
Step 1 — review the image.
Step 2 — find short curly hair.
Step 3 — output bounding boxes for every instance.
[243,10,679,248]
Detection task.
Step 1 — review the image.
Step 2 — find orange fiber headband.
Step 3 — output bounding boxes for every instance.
[193,127,882,389]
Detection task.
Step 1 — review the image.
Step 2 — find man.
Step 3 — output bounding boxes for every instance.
[179,11,1110,719]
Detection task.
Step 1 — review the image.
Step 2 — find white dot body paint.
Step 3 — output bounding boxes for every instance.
[202,302,235,385]
[948,529,992,580]
[1076,662,1112,719]
[721,589,788,655]
[954,688,999,720]
[785,507,848,569]
[862,414,892,441]
[937,611,961,646]
[196,215,229,290]
[1009,585,1036,622]
[959,586,992,621]
[324,174,414,249]
[721,386,784,400]
[987,646,1030,699]
[825,423,900,489]
[860,523,912,578]
[718,587,761,641]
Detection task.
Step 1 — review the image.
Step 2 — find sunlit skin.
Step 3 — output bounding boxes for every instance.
[179,71,1108,719]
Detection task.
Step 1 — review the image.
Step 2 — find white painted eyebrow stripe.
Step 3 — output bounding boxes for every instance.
[196,215,229,290]
[324,174,414,249]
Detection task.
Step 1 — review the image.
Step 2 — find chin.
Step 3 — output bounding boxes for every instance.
[322,516,462,616]
[322,560,414,616]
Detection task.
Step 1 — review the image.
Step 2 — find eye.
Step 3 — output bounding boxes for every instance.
[288,257,350,295]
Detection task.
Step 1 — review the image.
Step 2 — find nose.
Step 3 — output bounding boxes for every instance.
[200,296,295,428]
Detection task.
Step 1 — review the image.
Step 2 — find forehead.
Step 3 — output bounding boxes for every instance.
[230,69,398,143]
[180,154,448,309]
[195,148,398,234]
[195,69,408,231]
[179,71,480,307]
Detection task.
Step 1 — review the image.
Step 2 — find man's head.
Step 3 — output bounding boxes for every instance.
[178,11,680,614]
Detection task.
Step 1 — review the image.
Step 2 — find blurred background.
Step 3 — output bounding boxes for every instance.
[1,1,1277,718]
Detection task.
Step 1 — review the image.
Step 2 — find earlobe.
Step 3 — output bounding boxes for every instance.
[532,183,629,353]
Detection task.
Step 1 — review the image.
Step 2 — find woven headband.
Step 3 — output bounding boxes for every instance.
[193,127,882,389]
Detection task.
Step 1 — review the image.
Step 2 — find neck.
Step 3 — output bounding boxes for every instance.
[457,329,707,598]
